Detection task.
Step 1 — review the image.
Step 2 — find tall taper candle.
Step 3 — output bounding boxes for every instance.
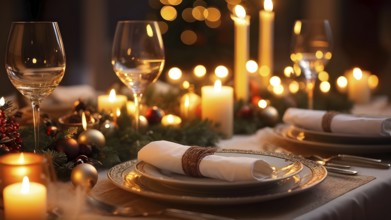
[259,0,274,89]
[231,5,250,102]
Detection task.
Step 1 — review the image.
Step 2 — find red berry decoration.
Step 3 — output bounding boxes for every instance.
[237,105,254,119]
[145,106,164,125]
[0,109,22,153]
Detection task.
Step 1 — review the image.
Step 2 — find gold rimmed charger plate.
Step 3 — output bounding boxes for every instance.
[286,125,391,145]
[107,150,327,205]
[134,150,303,191]
[274,125,391,154]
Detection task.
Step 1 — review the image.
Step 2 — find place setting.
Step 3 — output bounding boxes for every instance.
[107,140,327,205]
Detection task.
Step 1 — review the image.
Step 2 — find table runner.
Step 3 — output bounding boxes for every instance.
[78,172,374,219]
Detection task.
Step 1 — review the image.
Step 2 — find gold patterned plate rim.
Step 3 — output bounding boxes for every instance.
[274,125,391,154]
[107,150,327,205]
[133,151,304,190]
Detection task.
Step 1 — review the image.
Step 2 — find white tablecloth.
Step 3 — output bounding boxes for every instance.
[78,128,391,220]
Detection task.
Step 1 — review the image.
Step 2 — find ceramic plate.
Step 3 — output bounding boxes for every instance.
[107,150,327,205]
[134,151,303,190]
[286,125,391,145]
[274,125,391,154]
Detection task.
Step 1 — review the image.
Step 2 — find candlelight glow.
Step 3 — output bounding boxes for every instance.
[0,97,5,107]
[269,76,281,86]
[264,0,273,12]
[273,84,284,95]
[320,81,331,93]
[289,81,300,94]
[214,80,222,92]
[258,99,268,109]
[82,112,87,131]
[294,21,302,35]
[284,66,294,77]
[18,153,25,164]
[234,5,246,19]
[194,65,207,78]
[161,114,182,126]
[318,71,329,82]
[182,81,190,89]
[215,65,229,78]
[337,76,348,89]
[325,52,332,60]
[161,6,177,21]
[246,60,258,73]
[116,108,121,117]
[353,67,363,80]
[168,67,182,80]
[146,24,154,37]
[259,65,270,77]
[368,75,379,89]
[21,176,30,194]
[315,50,324,59]
[108,89,117,102]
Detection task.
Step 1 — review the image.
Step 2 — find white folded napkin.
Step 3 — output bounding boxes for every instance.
[283,108,391,136]
[137,140,274,182]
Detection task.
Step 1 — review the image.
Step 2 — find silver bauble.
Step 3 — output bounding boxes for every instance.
[71,163,98,190]
[78,129,106,147]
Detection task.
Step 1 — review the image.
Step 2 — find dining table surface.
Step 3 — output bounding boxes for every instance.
[69,125,391,220]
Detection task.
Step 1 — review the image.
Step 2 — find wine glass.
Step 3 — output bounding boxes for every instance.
[290,20,333,109]
[111,20,165,131]
[5,22,66,152]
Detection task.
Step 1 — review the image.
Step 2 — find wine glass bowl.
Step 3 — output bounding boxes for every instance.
[111,21,165,131]
[5,22,66,151]
[290,20,333,109]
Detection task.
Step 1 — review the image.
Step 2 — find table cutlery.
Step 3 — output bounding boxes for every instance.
[87,195,235,220]
[332,154,390,169]
[324,166,358,175]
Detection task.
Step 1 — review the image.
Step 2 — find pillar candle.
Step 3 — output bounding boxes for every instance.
[201,80,233,138]
[180,92,201,120]
[0,153,46,191]
[259,0,274,89]
[97,89,127,113]
[231,5,250,102]
[3,176,47,220]
[347,67,370,104]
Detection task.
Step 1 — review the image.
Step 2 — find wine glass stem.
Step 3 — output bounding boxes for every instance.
[31,100,41,152]
[305,77,316,110]
[133,93,143,132]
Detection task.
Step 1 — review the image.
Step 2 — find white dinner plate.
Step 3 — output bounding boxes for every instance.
[134,150,303,191]
[107,150,327,205]
[287,125,391,145]
[274,125,391,154]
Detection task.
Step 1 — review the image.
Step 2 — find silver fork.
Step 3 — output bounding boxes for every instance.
[326,154,390,169]
[87,195,235,220]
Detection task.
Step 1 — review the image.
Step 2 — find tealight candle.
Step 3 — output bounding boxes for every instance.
[161,114,182,127]
[180,92,201,120]
[347,67,370,104]
[78,112,106,148]
[201,80,233,138]
[231,5,250,102]
[97,89,127,114]
[0,152,46,191]
[3,176,47,220]
[258,0,274,88]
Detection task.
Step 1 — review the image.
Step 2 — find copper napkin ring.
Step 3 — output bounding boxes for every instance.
[181,146,217,177]
[322,111,339,132]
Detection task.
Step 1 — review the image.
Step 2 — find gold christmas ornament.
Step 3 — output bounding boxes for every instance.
[71,163,98,190]
[78,129,106,147]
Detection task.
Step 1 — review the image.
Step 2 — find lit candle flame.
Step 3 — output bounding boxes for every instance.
[294,21,302,35]
[184,95,190,108]
[213,80,222,92]
[108,89,117,102]
[82,112,87,131]
[167,114,174,123]
[21,176,30,194]
[0,97,5,107]
[234,5,246,19]
[353,67,363,80]
[116,108,121,117]
[264,0,273,12]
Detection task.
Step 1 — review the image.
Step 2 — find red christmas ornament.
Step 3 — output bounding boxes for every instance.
[0,110,22,153]
[237,105,254,119]
[145,106,165,125]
